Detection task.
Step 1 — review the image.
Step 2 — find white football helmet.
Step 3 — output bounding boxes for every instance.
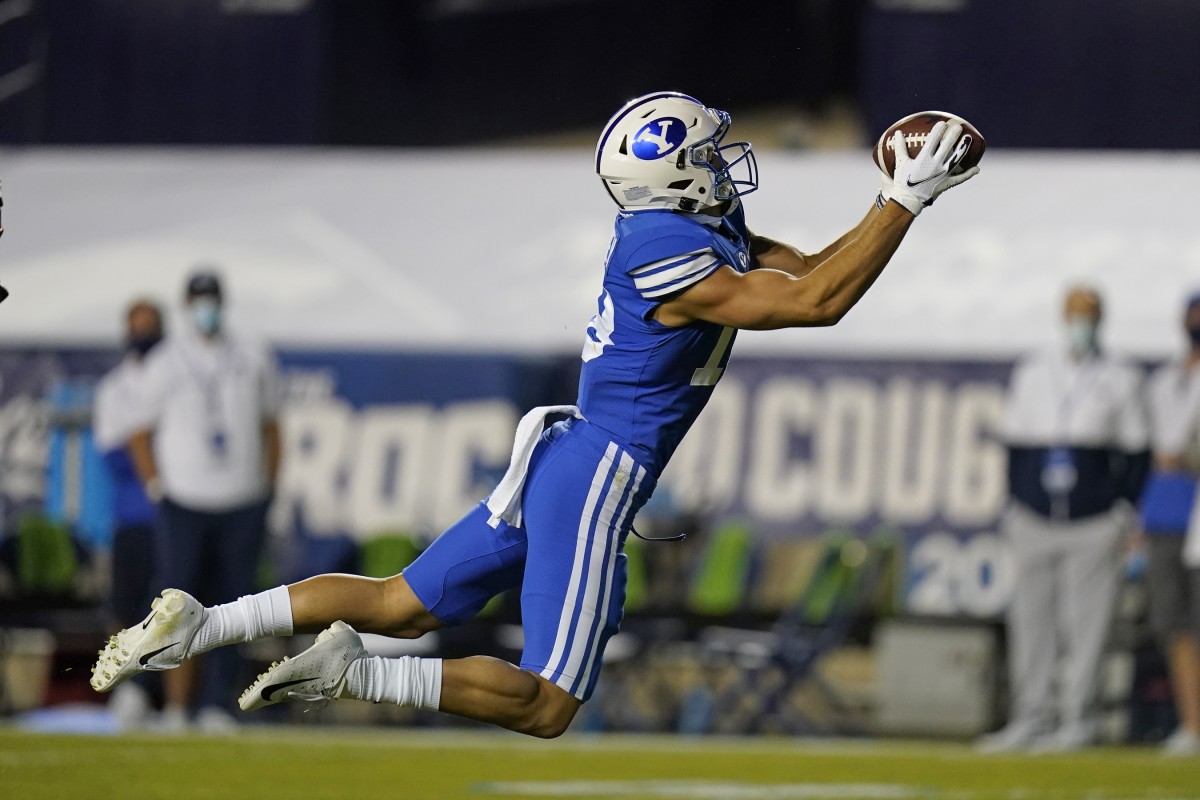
[596,91,757,212]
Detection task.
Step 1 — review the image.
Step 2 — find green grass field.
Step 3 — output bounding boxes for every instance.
[2,727,1198,800]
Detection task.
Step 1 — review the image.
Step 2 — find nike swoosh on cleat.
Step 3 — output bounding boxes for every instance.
[138,643,178,666]
[142,616,156,630]
[262,677,319,702]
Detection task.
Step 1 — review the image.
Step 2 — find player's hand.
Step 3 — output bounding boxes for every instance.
[879,121,977,216]
[925,164,979,206]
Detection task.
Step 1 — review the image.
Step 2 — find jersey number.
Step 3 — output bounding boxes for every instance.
[691,326,734,386]
[582,290,615,363]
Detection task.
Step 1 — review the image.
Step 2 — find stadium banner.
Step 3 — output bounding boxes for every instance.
[671,357,1015,617]
[0,346,1017,615]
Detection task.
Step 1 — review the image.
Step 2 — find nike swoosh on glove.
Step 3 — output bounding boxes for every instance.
[878,121,979,216]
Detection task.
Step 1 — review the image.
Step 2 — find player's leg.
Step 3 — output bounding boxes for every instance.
[511,428,649,735]
[241,424,649,739]
[243,499,528,640]
[438,656,581,738]
[93,571,435,694]
[238,627,578,738]
[92,500,522,694]
[433,426,647,737]
[285,571,439,637]
[238,502,532,717]
[231,496,530,639]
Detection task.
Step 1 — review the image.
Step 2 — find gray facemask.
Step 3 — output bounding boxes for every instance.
[191,298,221,335]
[1066,317,1099,355]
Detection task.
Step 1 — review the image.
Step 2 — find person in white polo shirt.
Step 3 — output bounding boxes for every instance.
[980,284,1151,753]
[1138,291,1200,756]
[127,270,282,732]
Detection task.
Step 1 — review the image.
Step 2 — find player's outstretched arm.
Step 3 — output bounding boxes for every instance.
[744,119,978,282]
[660,120,981,330]
[748,205,881,279]
[655,201,914,330]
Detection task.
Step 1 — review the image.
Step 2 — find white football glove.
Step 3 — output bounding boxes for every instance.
[877,120,980,216]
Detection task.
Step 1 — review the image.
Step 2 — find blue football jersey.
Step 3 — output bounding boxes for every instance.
[577,203,753,475]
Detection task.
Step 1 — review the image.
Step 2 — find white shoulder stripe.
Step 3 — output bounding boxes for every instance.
[639,257,721,298]
[633,252,719,290]
[628,247,714,277]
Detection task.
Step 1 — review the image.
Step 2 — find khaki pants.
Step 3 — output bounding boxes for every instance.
[1002,502,1126,730]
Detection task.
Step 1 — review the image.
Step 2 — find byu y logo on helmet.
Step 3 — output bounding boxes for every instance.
[596,91,758,213]
[632,118,686,160]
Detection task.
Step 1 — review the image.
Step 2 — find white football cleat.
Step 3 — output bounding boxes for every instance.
[91,589,205,693]
[239,620,365,712]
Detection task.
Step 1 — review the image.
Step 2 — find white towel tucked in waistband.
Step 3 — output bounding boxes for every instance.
[485,404,583,529]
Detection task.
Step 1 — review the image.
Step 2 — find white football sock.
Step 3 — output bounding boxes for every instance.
[341,656,442,710]
[193,586,294,654]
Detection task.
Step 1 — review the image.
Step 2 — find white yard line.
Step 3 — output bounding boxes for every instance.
[474,781,925,799]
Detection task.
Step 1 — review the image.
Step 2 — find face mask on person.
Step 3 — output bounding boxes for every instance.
[126,333,162,358]
[191,298,222,335]
[1066,316,1099,354]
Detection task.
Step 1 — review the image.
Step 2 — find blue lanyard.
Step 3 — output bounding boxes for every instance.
[179,337,238,457]
[1054,357,1102,443]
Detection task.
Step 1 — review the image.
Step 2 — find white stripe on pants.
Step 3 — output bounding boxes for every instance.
[540,446,644,696]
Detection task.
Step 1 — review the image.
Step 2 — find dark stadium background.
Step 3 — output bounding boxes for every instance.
[2,0,1198,148]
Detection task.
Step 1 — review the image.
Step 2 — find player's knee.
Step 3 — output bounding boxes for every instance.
[525,707,576,739]
[379,575,439,637]
[517,676,579,739]
[520,703,576,739]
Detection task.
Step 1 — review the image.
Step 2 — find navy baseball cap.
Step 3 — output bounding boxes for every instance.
[186,270,222,300]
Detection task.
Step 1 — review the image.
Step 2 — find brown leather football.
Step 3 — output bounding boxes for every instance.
[873,111,986,178]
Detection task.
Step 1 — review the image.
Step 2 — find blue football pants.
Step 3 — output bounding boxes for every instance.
[404,419,654,701]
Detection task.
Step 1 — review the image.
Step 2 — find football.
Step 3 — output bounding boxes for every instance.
[873,111,986,178]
